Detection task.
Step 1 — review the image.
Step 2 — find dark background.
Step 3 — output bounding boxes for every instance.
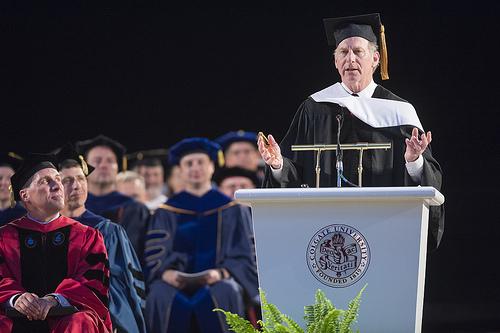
[1,2,499,331]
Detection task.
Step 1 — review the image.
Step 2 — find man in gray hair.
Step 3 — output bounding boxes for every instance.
[258,13,444,249]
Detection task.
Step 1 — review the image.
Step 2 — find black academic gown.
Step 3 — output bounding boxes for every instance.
[86,191,150,263]
[144,189,258,333]
[264,84,444,249]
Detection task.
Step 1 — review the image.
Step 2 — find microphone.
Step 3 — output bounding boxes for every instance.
[336,108,344,187]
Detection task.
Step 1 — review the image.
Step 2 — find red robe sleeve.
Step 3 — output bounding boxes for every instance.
[0,224,25,305]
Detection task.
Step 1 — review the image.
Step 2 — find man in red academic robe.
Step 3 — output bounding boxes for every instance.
[0,153,112,332]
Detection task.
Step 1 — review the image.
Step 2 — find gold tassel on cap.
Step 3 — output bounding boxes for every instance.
[122,156,128,171]
[379,24,389,80]
[8,152,23,161]
[79,155,89,176]
[8,185,16,208]
[217,150,225,168]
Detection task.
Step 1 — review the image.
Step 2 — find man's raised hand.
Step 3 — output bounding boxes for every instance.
[258,134,283,169]
[405,127,432,162]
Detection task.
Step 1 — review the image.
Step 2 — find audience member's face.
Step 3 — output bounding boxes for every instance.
[179,153,214,188]
[116,179,147,203]
[334,36,379,92]
[224,142,261,171]
[60,166,88,212]
[219,176,255,199]
[20,168,64,213]
[138,165,164,190]
[0,166,14,202]
[167,165,185,194]
[86,146,118,186]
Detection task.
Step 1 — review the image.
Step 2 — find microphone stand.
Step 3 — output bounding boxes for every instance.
[292,142,392,188]
[336,110,344,187]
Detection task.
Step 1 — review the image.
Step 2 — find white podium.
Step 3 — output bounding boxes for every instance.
[235,187,444,333]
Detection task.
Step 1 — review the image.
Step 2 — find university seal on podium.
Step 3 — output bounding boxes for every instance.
[306,224,370,288]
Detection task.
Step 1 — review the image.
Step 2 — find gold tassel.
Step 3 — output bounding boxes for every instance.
[8,152,23,161]
[8,184,16,208]
[217,150,225,168]
[122,156,128,171]
[79,155,89,176]
[379,24,389,80]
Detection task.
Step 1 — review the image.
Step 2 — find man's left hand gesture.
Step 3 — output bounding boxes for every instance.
[405,128,432,162]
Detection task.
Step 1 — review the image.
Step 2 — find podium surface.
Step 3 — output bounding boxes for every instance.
[236,186,444,333]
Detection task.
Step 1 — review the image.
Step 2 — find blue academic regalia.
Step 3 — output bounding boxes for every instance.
[74,209,147,333]
[0,202,26,227]
[86,191,150,263]
[144,189,258,333]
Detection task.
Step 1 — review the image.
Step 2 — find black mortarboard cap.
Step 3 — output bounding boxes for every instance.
[10,153,58,201]
[75,134,127,171]
[214,130,258,151]
[0,152,23,170]
[213,167,259,187]
[126,148,169,170]
[169,137,224,166]
[323,13,389,80]
[55,143,95,176]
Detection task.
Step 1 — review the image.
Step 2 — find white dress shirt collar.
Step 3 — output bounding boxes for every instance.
[340,80,378,98]
[27,213,60,224]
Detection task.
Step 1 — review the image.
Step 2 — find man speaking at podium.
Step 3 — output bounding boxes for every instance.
[258,13,444,248]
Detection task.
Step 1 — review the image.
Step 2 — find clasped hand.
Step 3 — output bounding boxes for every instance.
[162,269,225,289]
[14,292,58,321]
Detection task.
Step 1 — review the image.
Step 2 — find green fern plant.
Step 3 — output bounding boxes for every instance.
[214,284,366,333]
[213,308,260,333]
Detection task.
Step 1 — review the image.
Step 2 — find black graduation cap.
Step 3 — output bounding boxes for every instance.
[214,130,258,152]
[169,137,224,166]
[213,167,259,187]
[323,13,389,80]
[75,134,127,171]
[55,143,95,176]
[0,152,23,170]
[126,148,169,170]
[10,153,58,201]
